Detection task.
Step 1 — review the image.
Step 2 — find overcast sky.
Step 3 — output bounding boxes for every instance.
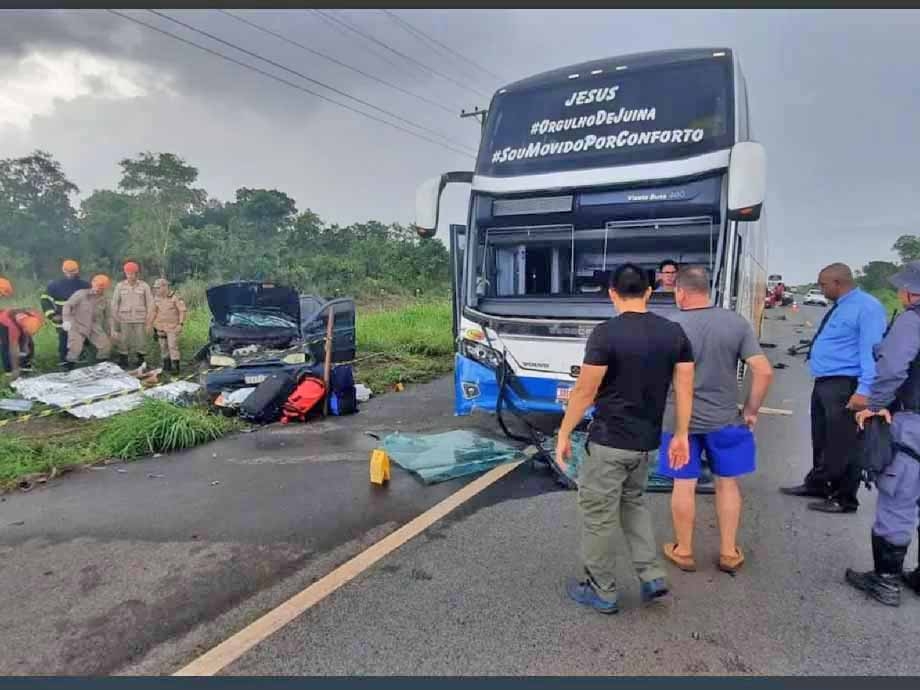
[2,8,919,284]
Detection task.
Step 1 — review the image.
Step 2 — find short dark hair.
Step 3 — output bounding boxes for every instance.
[658,259,679,272]
[676,265,710,294]
[609,263,650,297]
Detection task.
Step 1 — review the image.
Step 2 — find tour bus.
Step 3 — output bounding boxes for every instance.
[415,48,767,421]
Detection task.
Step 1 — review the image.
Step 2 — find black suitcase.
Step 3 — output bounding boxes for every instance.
[240,371,298,424]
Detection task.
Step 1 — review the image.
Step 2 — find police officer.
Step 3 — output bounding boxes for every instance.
[41,259,90,368]
[848,260,920,606]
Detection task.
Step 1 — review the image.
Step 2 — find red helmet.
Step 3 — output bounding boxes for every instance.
[123,261,140,275]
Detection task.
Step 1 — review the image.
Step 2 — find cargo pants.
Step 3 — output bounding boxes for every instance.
[67,328,111,363]
[115,322,148,356]
[156,325,181,361]
[873,412,920,546]
[579,443,667,595]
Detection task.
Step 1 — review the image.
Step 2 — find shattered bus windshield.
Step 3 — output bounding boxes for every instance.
[477,58,733,177]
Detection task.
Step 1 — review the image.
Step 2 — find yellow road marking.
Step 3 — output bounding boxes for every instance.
[173,459,524,676]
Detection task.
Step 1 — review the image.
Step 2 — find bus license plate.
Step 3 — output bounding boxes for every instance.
[556,386,572,404]
[244,375,268,385]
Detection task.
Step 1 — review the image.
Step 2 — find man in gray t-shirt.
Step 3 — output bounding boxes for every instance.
[658,266,774,575]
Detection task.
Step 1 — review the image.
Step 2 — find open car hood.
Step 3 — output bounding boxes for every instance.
[206,281,300,326]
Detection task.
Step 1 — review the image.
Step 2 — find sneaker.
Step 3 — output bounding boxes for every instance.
[640,577,670,603]
[566,578,619,614]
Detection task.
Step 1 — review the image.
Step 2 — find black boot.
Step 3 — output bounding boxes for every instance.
[116,354,130,369]
[136,353,146,368]
[171,360,180,377]
[162,359,172,374]
[904,526,920,596]
[845,533,908,607]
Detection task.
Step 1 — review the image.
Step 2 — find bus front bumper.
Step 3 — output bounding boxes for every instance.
[454,354,574,417]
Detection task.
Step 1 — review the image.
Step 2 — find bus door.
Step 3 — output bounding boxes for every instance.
[449,223,466,340]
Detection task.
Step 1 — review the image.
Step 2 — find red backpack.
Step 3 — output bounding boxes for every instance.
[280,376,326,424]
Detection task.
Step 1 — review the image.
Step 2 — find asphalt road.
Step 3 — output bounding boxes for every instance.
[2,305,918,676]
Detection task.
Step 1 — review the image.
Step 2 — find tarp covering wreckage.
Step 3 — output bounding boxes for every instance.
[10,362,201,420]
[383,430,523,484]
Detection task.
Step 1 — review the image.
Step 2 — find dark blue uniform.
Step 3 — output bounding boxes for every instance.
[845,262,920,605]
[41,276,90,365]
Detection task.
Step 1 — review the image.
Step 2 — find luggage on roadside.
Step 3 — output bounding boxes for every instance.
[329,365,357,416]
[281,376,326,424]
[240,370,298,424]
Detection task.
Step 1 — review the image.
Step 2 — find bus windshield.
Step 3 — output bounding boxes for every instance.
[477,58,734,177]
[472,218,717,302]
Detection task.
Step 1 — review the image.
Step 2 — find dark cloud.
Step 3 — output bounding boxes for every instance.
[2,8,919,282]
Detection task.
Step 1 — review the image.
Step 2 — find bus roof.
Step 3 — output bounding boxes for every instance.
[498,48,734,95]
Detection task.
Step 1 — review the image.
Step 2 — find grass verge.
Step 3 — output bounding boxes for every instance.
[0,400,239,491]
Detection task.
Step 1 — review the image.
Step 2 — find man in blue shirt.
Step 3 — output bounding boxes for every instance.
[780,263,887,513]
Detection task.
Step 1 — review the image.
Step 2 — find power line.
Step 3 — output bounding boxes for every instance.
[218,9,462,117]
[146,9,473,151]
[311,9,489,99]
[309,9,420,83]
[106,10,474,159]
[380,9,506,85]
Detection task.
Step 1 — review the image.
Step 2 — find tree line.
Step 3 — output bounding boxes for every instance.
[0,150,449,298]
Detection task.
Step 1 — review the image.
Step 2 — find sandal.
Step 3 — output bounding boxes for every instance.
[663,543,697,572]
[718,547,745,574]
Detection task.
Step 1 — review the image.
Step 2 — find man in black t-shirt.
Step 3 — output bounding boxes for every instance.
[556,263,695,614]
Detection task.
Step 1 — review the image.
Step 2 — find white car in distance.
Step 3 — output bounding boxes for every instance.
[803,289,829,307]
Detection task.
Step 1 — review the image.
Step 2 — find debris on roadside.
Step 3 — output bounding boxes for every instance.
[0,399,33,413]
[355,383,372,403]
[382,430,522,484]
[8,362,201,420]
[214,387,256,410]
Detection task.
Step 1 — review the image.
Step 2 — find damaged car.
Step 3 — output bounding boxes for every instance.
[200,281,356,396]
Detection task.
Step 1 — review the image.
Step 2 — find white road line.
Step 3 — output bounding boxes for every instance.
[173,460,524,676]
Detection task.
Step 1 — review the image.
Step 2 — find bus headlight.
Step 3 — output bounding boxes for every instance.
[209,354,237,368]
[282,353,307,365]
[460,339,503,369]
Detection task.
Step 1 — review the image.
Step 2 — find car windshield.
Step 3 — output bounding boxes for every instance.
[227,309,298,329]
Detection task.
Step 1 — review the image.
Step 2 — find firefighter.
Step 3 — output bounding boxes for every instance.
[150,278,187,375]
[0,308,43,380]
[62,275,113,368]
[111,261,153,368]
[41,259,90,367]
[848,260,920,606]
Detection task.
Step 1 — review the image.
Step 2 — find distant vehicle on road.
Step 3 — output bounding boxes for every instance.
[803,289,829,307]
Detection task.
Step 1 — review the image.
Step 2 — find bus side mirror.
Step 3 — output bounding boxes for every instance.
[414,171,474,239]
[727,142,766,221]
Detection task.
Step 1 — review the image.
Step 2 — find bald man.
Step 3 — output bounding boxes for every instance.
[781,263,887,514]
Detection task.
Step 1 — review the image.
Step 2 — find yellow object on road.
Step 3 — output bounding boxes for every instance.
[370,449,391,485]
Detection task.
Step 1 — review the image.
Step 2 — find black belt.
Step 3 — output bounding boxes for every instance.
[814,375,858,383]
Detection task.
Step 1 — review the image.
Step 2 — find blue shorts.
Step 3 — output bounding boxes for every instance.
[658,425,756,479]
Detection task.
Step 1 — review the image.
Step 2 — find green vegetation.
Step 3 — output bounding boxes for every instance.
[1,150,448,299]
[97,399,238,461]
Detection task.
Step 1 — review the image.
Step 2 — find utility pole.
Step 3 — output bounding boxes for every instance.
[460,107,487,133]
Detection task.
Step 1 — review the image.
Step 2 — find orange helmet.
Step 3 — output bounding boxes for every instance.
[123,261,140,275]
[62,259,80,273]
[0,277,12,297]
[91,274,111,291]
[13,309,44,336]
